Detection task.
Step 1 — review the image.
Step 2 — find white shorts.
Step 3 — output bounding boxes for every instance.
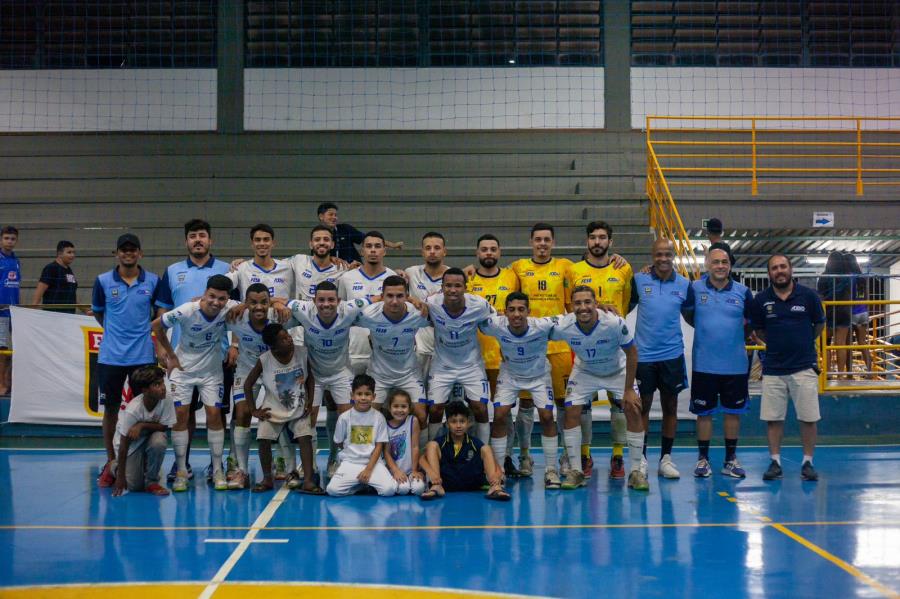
[372,371,426,405]
[0,315,10,349]
[494,368,554,410]
[232,373,261,405]
[761,368,821,422]
[564,365,634,407]
[257,414,313,441]
[325,460,397,497]
[427,366,490,405]
[168,370,224,408]
[313,368,354,406]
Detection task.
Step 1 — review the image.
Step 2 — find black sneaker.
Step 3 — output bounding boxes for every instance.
[801,461,819,482]
[762,460,783,481]
[504,455,523,478]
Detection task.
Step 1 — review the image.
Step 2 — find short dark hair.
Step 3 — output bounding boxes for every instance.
[530,222,554,238]
[422,231,445,243]
[571,285,596,300]
[442,266,467,284]
[184,219,211,237]
[364,230,385,244]
[317,202,338,215]
[261,323,285,347]
[310,224,333,239]
[1,226,18,237]
[586,221,613,238]
[250,224,275,239]
[504,291,529,308]
[130,365,165,396]
[315,280,338,295]
[476,233,499,247]
[245,282,270,297]
[206,274,233,293]
[445,401,472,421]
[352,373,376,393]
[56,240,75,254]
[767,253,791,270]
[382,275,408,292]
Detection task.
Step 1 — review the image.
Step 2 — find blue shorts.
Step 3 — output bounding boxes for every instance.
[689,371,750,416]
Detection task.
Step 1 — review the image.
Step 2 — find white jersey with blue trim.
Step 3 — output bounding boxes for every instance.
[427,293,494,371]
[405,264,445,356]
[286,298,366,378]
[226,310,274,377]
[479,315,556,379]
[550,310,634,377]
[356,302,431,380]
[339,267,397,362]
[290,254,347,300]
[161,300,240,377]
[227,259,294,301]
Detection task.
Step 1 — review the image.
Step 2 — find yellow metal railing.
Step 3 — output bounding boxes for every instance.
[819,300,900,392]
[647,116,900,196]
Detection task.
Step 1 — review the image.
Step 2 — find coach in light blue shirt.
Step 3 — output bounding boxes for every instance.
[627,238,694,479]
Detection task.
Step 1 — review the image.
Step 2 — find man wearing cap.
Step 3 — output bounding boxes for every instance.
[92,234,164,487]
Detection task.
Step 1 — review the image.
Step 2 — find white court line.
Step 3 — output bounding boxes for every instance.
[198,486,290,599]
[204,538,288,544]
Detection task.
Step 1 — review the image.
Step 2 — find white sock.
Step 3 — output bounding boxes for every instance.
[279,432,296,471]
[173,429,189,472]
[208,429,225,474]
[563,427,582,473]
[428,423,443,442]
[802,454,813,465]
[233,426,251,473]
[490,436,508,466]
[580,410,592,449]
[505,412,516,455]
[541,435,559,469]
[516,406,534,452]
[475,422,490,444]
[627,431,644,473]
[771,454,781,465]
[326,408,338,462]
[610,407,627,445]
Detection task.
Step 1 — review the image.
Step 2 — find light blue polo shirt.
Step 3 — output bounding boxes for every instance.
[686,276,753,375]
[91,267,161,366]
[629,269,694,363]
[155,256,230,348]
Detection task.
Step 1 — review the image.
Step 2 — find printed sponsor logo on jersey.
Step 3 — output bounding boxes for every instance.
[499,286,510,291]
[190,324,204,332]
[726,298,740,305]
[607,277,619,283]
[595,338,610,345]
[250,276,260,283]
[670,291,684,297]
[790,305,806,312]
[335,328,347,335]
[549,271,560,277]
[302,271,312,279]
[403,328,415,334]
[138,288,150,295]
[352,283,364,291]
[242,335,254,342]
[309,326,320,334]
[581,277,593,284]
[274,277,285,283]
[524,272,535,277]
[376,327,388,334]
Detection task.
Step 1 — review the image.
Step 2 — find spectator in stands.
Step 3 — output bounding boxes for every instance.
[845,253,872,375]
[816,251,852,379]
[32,241,79,314]
[0,225,20,396]
[317,202,403,264]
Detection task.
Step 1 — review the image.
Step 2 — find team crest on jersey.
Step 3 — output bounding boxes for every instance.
[643,286,652,294]
[621,325,628,336]
[177,273,186,283]
[700,293,709,304]
[7,271,17,281]
[110,287,119,298]
[353,299,366,308]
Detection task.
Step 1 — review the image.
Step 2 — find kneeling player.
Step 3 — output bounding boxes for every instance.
[550,286,648,491]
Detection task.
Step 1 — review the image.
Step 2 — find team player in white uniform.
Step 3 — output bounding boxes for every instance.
[549,285,647,491]
[338,231,396,375]
[152,275,240,492]
[425,267,495,444]
[477,291,563,488]
[402,232,449,377]
[292,225,350,301]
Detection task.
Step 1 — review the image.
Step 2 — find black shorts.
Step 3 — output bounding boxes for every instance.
[636,356,688,397]
[441,463,488,492]
[191,361,235,413]
[97,362,155,409]
[689,371,750,416]
[825,306,851,329]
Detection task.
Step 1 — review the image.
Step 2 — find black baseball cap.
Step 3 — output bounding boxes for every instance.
[706,218,723,235]
[116,233,141,249]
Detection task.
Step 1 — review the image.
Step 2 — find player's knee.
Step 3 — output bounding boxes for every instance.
[396,479,411,495]
[148,432,167,450]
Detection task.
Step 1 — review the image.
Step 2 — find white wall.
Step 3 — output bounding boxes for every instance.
[244,67,605,130]
[0,69,216,132]
[632,68,900,130]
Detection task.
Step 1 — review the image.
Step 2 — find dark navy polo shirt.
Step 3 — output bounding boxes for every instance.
[330,223,365,263]
[749,283,825,376]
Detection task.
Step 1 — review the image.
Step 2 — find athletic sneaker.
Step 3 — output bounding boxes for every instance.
[213,470,228,491]
[762,460,783,481]
[559,452,571,475]
[167,462,193,483]
[801,461,819,482]
[225,456,237,476]
[581,455,594,480]
[658,454,680,479]
[722,459,747,479]
[205,464,214,483]
[561,470,586,490]
[97,462,115,488]
[504,456,522,478]
[544,467,562,490]
[518,455,534,477]
[286,471,302,490]
[145,483,170,496]
[693,458,712,478]
[609,455,626,480]
[274,457,288,480]
[227,470,249,490]
[628,470,649,491]
[172,471,190,492]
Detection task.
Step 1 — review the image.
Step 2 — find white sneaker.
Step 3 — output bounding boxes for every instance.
[658,454,680,479]
[173,471,189,492]
[213,470,228,491]
[544,467,562,489]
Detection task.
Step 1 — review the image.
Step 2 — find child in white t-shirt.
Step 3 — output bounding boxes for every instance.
[326,374,397,497]
[383,389,425,495]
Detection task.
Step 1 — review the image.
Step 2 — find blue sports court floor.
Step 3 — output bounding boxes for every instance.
[1,445,899,599]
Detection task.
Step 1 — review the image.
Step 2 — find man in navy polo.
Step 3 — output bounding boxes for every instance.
[750,254,825,482]
[0,225,20,396]
[683,248,754,479]
[628,238,694,479]
[155,219,231,482]
[92,233,162,486]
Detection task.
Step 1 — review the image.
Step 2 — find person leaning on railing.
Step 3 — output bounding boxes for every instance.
[815,251,852,379]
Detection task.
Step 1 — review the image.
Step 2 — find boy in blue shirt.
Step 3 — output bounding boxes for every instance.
[0,225,20,396]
